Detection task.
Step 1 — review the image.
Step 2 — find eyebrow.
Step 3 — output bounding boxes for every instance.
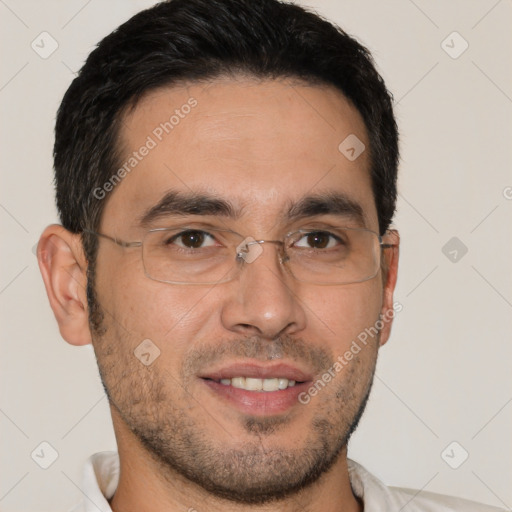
[286,192,365,226]
[137,190,365,228]
[138,191,241,227]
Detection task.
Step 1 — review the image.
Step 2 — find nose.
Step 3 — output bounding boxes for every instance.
[220,241,307,339]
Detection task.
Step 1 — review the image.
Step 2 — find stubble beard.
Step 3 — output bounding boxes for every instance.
[87,276,378,505]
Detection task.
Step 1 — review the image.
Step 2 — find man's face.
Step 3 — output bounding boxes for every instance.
[90,78,396,503]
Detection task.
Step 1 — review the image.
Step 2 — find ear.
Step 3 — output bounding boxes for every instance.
[378,229,400,347]
[37,224,92,346]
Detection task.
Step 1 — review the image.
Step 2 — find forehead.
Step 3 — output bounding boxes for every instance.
[101,77,377,232]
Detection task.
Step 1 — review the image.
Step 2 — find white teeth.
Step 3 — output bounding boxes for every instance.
[231,377,245,389]
[278,378,288,390]
[245,377,263,391]
[217,377,298,391]
[263,378,279,391]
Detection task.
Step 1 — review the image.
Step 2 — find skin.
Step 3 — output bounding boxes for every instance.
[38,77,399,512]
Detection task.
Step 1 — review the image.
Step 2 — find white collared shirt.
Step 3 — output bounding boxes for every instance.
[69,451,505,512]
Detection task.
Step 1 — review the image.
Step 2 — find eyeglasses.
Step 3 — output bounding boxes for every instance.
[84,225,395,286]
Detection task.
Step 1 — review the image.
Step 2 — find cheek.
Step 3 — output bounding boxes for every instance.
[300,280,383,350]
[97,252,220,356]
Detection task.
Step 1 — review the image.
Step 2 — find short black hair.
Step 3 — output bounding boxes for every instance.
[54,0,398,259]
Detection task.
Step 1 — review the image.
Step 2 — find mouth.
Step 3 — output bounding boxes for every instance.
[199,362,313,416]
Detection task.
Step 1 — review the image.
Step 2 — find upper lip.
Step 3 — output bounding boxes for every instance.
[199,361,313,382]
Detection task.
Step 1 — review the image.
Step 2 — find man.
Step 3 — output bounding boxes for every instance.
[36,0,504,510]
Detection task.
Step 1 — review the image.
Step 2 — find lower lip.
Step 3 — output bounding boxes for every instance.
[202,379,310,416]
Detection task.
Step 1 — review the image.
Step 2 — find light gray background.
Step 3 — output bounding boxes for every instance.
[1,1,511,511]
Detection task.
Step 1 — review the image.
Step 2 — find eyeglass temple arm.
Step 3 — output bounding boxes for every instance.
[381,229,399,250]
[82,229,142,248]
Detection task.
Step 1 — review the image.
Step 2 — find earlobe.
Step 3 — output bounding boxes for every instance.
[37,225,92,346]
[378,230,400,347]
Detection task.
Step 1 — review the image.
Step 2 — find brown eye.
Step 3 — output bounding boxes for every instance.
[294,231,339,250]
[306,232,330,249]
[180,231,206,248]
[169,230,216,249]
